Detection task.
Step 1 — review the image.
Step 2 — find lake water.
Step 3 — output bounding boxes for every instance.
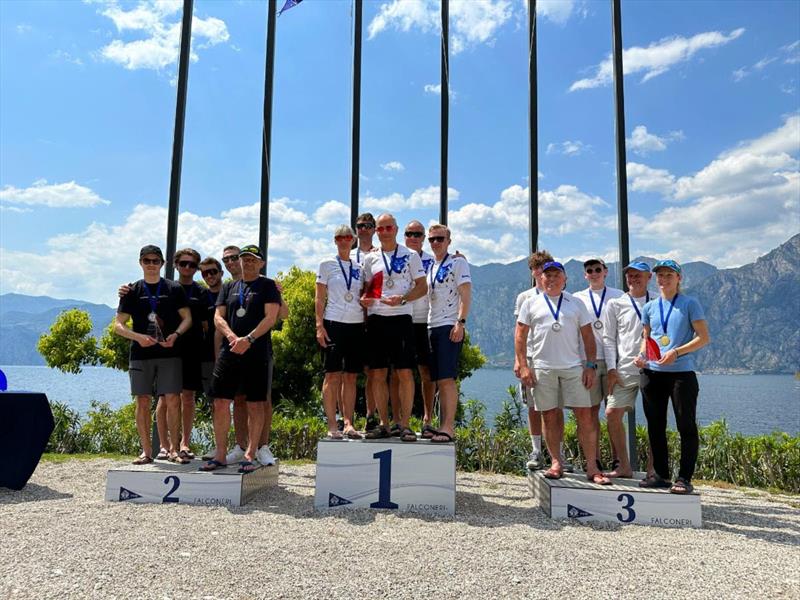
[2,365,798,436]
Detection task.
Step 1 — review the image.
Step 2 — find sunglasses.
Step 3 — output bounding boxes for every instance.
[585,267,604,274]
[222,255,240,263]
[141,258,162,265]
[335,235,354,241]
[201,268,220,277]
[428,236,447,244]
[404,231,424,238]
[356,223,375,230]
[177,260,198,269]
[376,225,394,233]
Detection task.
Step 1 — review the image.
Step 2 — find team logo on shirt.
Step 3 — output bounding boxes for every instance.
[390,254,409,273]
[422,258,434,273]
[434,262,453,283]
[350,266,361,280]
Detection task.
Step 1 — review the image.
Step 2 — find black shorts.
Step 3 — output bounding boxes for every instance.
[323,320,365,373]
[429,325,462,381]
[413,323,431,367]
[366,314,416,370]
[210,349,273,402]
[181,352,203,392]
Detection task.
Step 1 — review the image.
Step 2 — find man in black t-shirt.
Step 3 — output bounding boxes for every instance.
[115,245,192,465]
[201,245,282,473]
[198,256,223,392]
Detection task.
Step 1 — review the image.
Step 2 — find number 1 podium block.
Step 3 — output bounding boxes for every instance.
[530,470,701,528]
[314,438,456,516]
[105,460,278,507]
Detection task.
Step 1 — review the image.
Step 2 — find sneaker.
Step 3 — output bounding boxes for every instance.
[257,444,276,466]
[336,418,345,432]
[201,448,217,461]
[526,452,542,470]
[561,459,575,473]
[225,444,245,464]
[365,415,378,431]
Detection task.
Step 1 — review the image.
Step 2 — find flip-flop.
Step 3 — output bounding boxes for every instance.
[430,430,454,444]
[421,424,436,439]
[199,459,227,472]
[543,467,563,479]
[238,461,258,474]
[587,473,612,485]
[344,428,363,440]
[400,427,417,442]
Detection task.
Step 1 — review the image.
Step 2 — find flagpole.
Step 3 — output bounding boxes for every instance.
[259,0,277,263]
[350,0,363,229]
[440,0,449,225]
[528,0,537,254]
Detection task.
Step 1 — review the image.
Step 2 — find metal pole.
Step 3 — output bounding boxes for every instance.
[259,0,277,264]
[528,0,538,254]
[164,0,193,280]
[440,0,449,225]
[611,0,638,472]
[350,0,363,229]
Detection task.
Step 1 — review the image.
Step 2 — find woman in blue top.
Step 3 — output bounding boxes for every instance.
[633,260,710,494]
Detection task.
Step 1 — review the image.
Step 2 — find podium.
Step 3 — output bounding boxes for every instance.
[530,470,701,528]
[314,437,456,516]
[105,459,278,507]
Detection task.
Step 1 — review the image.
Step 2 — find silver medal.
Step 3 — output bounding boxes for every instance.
[385,278,395,289]
[236,307,246,317]
[148,312,157,322]
[551,322,562,332]
[593,320,603,330]
[344,291,354,302]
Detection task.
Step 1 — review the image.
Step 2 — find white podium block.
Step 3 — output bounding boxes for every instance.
[530,471,701,528]
[105,459,278,507]
[314,438,456,516]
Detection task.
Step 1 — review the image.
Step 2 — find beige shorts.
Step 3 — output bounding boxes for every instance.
[533,366,591,411]
[587,359,609,407]
[521,357,564,410]
[607,381,639,410]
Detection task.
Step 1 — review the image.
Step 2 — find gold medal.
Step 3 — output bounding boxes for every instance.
[659,335,670,346]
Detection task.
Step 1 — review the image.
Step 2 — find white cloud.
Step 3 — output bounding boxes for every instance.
[546,140,590,156]
[424,83,441,95]
[0,179,110,208]
[50,50,84,66]
[368,0,512,55]
[381,161,405,172]
[97,0,230,71]
[626,125,684,156]
[536,0,577,25]
[313,200,350,225]
[570,27,745,91]
[627,162,676,195]
[363,185,459,211]
[15,24,32,35]
[732,55,778,81]
[782,40,800,64]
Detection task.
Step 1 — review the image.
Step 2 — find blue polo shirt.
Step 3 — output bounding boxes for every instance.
[641,293,706,372]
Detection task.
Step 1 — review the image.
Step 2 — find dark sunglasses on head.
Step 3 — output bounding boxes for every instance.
[222,255,240,263]
[177,260,198,269]
[141,258,162,265]
[356,223,375,230]
[586,267,603,274]
[376,225,394,233]
[335,235,354,241]
[428,236,446,244]
[201,268,220,277]
[404,231,424,238]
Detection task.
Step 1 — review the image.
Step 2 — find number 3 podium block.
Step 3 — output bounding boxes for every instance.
[105,460,278,507]
[314,438,456,516]
[530,471,701,528]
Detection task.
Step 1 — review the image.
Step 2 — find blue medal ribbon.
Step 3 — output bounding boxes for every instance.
[144,278,163,314]
[589,287,607,319]
[337,256,354,292]
[238,280,252,313]
[543,293,563,324]
[629,291,650,321]
[429,253,449,291]
[381,246,399,277]
[659,293,678,336]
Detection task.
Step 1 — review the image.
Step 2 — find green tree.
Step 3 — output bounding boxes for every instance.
[37,309,99,374]
[97,318,131,372]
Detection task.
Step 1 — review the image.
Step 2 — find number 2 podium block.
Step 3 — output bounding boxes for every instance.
[105,460,278,507]
[314,438,456,516]
[530,471,701,528]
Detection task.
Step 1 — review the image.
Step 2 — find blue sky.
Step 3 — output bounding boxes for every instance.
[1,0,798,305]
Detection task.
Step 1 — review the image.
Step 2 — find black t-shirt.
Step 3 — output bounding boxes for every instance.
[179,282,210,356]
[118,278,188,361]
[216,276,281,357]
[203,288,221,361]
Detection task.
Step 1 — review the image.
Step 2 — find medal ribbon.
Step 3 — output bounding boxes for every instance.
[589,287,607,319]
[144,278,163,314]
[629,291,650,321]
[238,280,252,312]
[658,293,678,336]
[543,294,563,324]
[337,256,354,292]
[381,246,399,277]
[429,253,449,291]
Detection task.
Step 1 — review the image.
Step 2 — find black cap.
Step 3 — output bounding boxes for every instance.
[239,244,265,260]
[139,245,164,260]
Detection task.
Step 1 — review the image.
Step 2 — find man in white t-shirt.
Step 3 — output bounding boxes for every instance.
[574,258,624,471]
[515,261,611,484]
[360,213,427,441]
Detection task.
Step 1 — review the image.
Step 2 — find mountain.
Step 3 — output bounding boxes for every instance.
[468,235,799,373]
[0,294,116,365]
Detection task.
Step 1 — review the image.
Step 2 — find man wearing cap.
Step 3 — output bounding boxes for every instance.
[201,245,282,472]
[115,245,192,465]
[574,258,624,471]
[602,261,652,478]
[360,213,427,441]
[515,261,610,484]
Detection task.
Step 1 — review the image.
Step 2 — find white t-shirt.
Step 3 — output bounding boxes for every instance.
[351,245,377,267]
[514,287,541,358]
[428,254,471,328]
[316,257,365,324]
[411,250,435,324]
[362,244,426,317]
[517,291,593,369]
[574,286,624,362]
[603,292,651,385]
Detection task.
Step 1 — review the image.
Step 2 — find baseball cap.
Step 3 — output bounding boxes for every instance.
[653,259,681,274]
[623,261,651,273]
[542,261,565,272]
[239,244,265,260]
[583,258,606,268]
[139,244,164,260]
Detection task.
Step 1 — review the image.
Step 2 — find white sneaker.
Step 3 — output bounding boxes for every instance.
[526,451,542,470]
[225,444,245,464]
[257,445,276,466]
[201,448,217,461]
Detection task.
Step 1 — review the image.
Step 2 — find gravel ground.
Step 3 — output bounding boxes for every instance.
[1,459,798,600]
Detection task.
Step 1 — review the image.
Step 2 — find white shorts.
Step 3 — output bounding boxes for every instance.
[521,357,564,410]
[588,359,609,407]
[607,381,639,410]
[533,366,590,411]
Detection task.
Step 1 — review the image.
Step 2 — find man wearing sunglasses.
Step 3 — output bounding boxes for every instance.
[352,212,379,429]
[198,256,223,396]
[360,213,427,441]
[574,258,623,472]
[115,245,191,465]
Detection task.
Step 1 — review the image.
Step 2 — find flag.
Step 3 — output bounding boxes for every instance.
[645,337,662,361]
[278,0,303,16]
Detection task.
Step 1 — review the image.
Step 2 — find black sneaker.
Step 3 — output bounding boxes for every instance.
[365,415,378,431]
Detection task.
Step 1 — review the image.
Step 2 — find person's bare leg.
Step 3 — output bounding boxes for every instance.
[592,402,603,467]
[432,378,456,439]
[574,407,602,477]
[163,393,182,456]
[342,373,358,432]
[419,365,435,426]
[212,399,232,463]
[364,367,375,417]
[389,370,401,427]
[135,395,153,458]
[155,396,168,454]
[258,396,272,447]
[322,372,342,434]
[233,395,248,449]
[605,407,632,477]
[245,402,265,462]
[541,408,563,473]
[396,368,414,429]
[529,407,542,435]
[369,368,390,427]
[180,389,195,452]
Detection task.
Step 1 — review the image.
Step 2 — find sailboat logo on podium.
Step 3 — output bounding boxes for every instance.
[567,504,593,519]
[329,492,352,507]
[119,487,142,502]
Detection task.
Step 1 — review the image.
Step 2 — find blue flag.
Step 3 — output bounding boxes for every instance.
[278,0,303,16]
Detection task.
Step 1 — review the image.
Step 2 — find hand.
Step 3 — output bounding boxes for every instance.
[513,359,521,379]
[137,334,158,347]
[230,337,250,355]
[607,369,619,395]
[582,367,596,389]
[379,295,404,306]
[449,322,465,342]
[160,333,178,348]
[519,365,536,388]
[118,283,132,299]
[316,325,330,348]
[275,281,284,294]
[360,296,375,307]
[452,250,467,261]
[656,348,679,366]
[633,355,647,369]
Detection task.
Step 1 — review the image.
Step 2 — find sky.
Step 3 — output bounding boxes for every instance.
[1,0,798,306]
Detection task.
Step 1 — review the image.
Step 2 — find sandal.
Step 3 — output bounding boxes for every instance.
[389,423,402,437]
[178,450,192,461]
[238,461,258,474]
[421,424,436,439]
[326,430,344,440]
[364,426,390,439]
[543,467,563,480]
[639,474,671,489]
[400,427,417,442]
[670,477,694,495]
[170,453,190,465]
[198,459,226,472]
[587,472,612,486]
[344,427,363,440]
[132,454,153,465]
[155,448,169,460]
[430,430,454,444]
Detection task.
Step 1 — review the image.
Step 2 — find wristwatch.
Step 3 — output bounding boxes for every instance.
[584,361,598,370]
[458,318,466,324]
[246,334,256,344]
[400,297,407,306]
